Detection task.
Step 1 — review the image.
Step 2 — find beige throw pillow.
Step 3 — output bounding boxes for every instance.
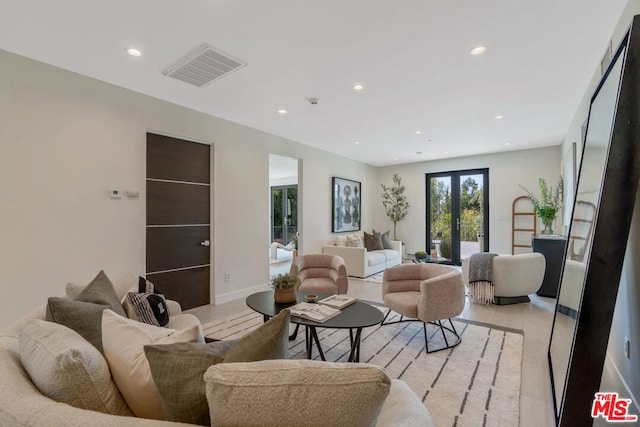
[19,319,132,416]
[204,359,391,427]
[101,309,201,420]
[346,232,363,247]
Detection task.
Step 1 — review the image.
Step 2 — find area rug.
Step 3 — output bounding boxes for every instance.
[202,307,523,427]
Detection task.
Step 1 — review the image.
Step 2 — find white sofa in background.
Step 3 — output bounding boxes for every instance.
[322,236,402,278]
[461,253,546,305]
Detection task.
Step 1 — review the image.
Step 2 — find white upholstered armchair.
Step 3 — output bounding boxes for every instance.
[461,253,546,305]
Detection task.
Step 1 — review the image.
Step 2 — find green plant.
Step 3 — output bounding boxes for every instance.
[520,178,563,233]
[439,237,452,259]
[414,250,427,260]
[381,174,410,240]
[270,273,298,291]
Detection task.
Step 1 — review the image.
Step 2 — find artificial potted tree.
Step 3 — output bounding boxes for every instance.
[380,173,409,240]
[270,273,298,303]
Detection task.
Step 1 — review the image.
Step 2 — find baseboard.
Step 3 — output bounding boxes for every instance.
[214,283,270,305]
[494,295,531,305]
[603,355,639,414]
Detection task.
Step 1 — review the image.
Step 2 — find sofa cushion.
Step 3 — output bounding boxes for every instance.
[204,359,390,427]
[101,309,201,420]
[19,319,132,416]
[45,270,126,355]
[364,231,384,251]
[367,251,387,267]
[143,310,290,425]
[380,249,401,262]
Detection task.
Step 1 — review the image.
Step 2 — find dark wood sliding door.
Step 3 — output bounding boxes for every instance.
[146,133,211,310]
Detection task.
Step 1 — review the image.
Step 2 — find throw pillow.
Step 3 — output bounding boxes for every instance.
[374,229,394,249]
[346,232,363,248]
[335,235,348,246]
[364,231,384,251]
[123,276,169,326]
[123,292,169,327]
[144,310,291,425]
[45,270,126,354]
[101,309,201,420]
[19,319,132,416]
[204,359,391,427]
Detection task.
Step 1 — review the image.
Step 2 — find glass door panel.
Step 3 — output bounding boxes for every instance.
[429,176,452,262]
[459,174,485,261]
[271,185,298,245]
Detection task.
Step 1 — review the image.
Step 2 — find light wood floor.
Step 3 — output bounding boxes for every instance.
[186,260,556,427]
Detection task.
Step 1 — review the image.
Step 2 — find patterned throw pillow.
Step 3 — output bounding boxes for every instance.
[123,277,169,327]
[346,232,363,247]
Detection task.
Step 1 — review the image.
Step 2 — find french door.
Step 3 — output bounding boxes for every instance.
[426,169,489,265]
[271,185,298,245]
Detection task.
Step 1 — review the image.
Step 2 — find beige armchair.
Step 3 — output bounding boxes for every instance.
[382,264,465,353]
[289,254,348,295]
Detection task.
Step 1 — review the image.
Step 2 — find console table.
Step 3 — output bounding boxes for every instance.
[532,235,567,297]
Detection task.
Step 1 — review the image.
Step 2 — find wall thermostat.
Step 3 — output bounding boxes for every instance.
[110,189,122,199]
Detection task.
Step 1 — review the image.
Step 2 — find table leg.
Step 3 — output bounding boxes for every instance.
[348,328,363,362]
[308,326,326,361]
[305,326,312,359]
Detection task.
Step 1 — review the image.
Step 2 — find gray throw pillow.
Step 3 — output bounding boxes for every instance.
[46,270,125,354]
[144,309,291,425]
[374,229,394,249]
[364,231,384,251]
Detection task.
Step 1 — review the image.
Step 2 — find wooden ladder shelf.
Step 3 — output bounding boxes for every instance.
[512,196,536,254]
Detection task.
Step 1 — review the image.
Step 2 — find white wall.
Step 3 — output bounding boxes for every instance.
[375,147,561,256]
[0,49,376,323]
[560,0,640,413]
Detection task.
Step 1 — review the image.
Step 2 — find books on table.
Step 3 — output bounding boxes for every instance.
[288,302,341,323]
[318,295,357,309]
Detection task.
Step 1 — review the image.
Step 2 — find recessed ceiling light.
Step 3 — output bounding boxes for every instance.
[470,46,487,55]
[393,157,398,161]
[277,109,288,115]
[415,130,422,135]
[443,151,449,154]
[353,84,364,91]
[427,139,433,143]
[126,48,143,57]
[495,115,504,120]
[504,142,512,146]
[354,141,361,145]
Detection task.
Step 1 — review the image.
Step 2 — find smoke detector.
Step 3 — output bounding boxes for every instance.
[308,97,319,105]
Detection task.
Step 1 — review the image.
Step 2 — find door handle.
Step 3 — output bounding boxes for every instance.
[456,218,460,231]
[200,240,211,247]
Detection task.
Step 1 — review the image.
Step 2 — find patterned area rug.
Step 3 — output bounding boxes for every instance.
[202,307,523,427]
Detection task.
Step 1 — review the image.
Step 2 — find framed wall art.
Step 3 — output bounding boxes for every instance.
[332,177,361,232]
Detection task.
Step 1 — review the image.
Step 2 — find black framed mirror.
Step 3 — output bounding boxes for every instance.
[548,15,640,426]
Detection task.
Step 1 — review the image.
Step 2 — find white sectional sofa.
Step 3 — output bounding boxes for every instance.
[322,236,402,278]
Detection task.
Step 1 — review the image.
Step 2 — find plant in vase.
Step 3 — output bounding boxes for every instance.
[380,173,409,240]
[520,177,563,235]
[270,273,298,303]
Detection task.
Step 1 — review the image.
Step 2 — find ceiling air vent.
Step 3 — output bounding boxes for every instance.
[162,43,246,88]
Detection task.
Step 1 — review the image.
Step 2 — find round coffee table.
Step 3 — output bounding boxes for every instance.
[246,291,384,362]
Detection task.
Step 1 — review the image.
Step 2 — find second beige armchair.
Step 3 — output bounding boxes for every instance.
[289,254,349,295]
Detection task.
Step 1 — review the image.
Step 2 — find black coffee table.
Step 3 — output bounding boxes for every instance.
[245,291,384,362]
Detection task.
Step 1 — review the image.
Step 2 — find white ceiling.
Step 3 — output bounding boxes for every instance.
[0,0,628,166]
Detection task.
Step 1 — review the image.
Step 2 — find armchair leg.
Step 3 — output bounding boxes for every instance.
[289,324,300,341]
[424,318,461,354]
